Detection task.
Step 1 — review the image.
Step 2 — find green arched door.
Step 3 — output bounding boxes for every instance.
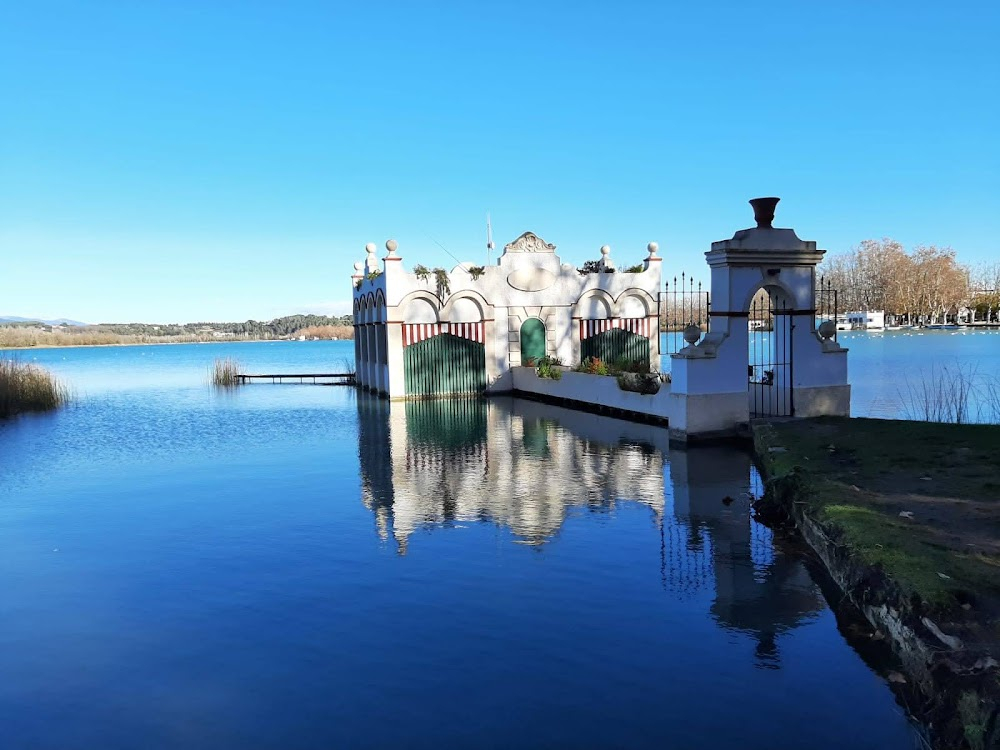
[520,318,546,365]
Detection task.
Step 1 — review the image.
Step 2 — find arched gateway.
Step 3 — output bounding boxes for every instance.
[669,197,849,441]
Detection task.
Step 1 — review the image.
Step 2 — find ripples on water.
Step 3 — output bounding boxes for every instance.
[0,342,921,748]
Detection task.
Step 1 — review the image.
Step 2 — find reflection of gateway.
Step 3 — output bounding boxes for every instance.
[671,447,824,666]
[357,396,823,665]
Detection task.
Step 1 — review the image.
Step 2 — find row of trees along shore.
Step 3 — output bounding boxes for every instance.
[0,314,355,348]
[820,239,1000,325]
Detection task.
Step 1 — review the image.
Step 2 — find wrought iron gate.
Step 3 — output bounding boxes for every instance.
[748,294,794,417]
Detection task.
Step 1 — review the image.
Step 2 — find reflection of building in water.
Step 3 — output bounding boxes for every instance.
[670,447,824,667]
[357,396,668,554]
[358,395,824,665]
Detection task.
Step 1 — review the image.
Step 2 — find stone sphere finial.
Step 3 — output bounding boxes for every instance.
[353,261,364,272]
[818,320,836,340]
[600,245,611,256]
[682,324,702,345]
[749,197,780,229]
[365,242,377,254]
[385,239,398,255]
[647,241,659,257]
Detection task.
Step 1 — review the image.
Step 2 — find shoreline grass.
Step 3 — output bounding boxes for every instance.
[0,358,70,418]
[755,417,1000,750]
[756,417,1000,608]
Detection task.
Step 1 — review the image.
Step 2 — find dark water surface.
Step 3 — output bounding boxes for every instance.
[0,342,920,748]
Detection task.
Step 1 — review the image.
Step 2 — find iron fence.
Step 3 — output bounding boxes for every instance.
[661,273,711,355]
[815,276,839,341]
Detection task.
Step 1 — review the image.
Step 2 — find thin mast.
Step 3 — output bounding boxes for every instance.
[486,211,494,265]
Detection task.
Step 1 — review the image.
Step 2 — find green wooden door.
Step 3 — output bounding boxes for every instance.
[404,333,486,397]
[520,318,546,365]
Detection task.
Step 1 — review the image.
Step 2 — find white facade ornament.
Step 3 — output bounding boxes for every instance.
[599,244,615,272]
[503,231,556,254]
[647,242,659,258]
[365,242,379,274]
[385,239,399,258]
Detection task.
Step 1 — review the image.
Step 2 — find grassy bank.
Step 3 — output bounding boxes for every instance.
[0,359,70,418]
[755,417,1000,749]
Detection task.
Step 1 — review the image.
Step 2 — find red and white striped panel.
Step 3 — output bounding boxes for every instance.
[579,317,654,340]
[402,322,484,347]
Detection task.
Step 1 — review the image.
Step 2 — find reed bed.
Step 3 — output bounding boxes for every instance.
[0,328,207,348]
[293,325,354,340]
[0,358,70,418]
[211,357,246,387]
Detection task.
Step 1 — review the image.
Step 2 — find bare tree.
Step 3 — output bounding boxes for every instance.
[820,239,970,325]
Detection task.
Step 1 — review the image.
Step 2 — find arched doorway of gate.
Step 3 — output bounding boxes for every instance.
[748,285,795,417]
[520,318,546,365]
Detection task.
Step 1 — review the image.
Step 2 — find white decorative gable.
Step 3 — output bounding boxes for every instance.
[502,232,556,254]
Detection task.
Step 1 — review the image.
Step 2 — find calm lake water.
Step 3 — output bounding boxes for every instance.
[837,328,1000,420]
[1,337,969,748]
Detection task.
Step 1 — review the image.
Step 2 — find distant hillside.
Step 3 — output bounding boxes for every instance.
[1,314,355,348]
[94,314,353,338]
[0,316,88,326]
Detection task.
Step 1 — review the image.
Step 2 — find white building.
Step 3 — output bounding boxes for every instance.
[351,197,851,443]
[845,310,885,330]
[351,233,662,399]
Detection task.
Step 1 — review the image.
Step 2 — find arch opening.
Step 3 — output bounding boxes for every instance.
[748,286,794,417]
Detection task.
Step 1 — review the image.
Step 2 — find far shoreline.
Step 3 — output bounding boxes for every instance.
[0,338,352,353]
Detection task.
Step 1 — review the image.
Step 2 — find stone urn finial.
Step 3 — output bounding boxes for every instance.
[749,197,780,229]
[682,324,702,346]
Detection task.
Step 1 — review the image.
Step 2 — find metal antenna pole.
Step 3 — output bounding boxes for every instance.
[486,211,494,265]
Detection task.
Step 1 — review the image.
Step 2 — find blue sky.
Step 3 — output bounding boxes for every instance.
[2,1,997,323]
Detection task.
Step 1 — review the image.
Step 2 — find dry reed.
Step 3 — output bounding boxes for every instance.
[211,358,246,387]
[0,358,70,418]
[337,357,357,377]
[897,362,1000,425]
[292,325,354,340]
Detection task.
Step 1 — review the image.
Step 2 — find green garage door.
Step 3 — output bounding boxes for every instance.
[520,318,546,365]
[404,333,487,397]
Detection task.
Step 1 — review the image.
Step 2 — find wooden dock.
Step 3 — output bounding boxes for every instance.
[237,372,356,385]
